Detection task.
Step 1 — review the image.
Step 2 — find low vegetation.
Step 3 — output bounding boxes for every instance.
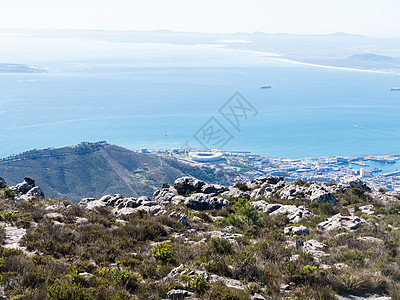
[1,180,400,299]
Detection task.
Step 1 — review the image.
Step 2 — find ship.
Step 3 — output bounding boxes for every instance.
[260,85,271,89]
[391,87,400,91]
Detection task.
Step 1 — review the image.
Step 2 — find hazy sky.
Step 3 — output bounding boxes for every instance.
[1,0,399,37]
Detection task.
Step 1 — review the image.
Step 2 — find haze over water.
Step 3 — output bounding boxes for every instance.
[1,37,400,159]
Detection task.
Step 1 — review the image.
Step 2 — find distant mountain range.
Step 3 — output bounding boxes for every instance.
[0,142,229,201]
[2,28,400,72]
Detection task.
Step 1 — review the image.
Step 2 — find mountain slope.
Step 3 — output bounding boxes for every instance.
[0,142,228,201]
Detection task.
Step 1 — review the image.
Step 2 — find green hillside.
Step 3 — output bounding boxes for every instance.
[0,142,228,201]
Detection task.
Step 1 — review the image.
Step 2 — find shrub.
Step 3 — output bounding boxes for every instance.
[209,237,234,255]
[234,182,250,192]
[339,250,366,266]
[227,198,263,230]
[0,210,17,221]
[197,211,212,223]
[150,243,173,263]
[99,262,129,284]
[294,179,311,187]
[318,202,337,216]
[189,273,208,293]
[207,281,251,300]
[379,187,387,194]
[337,187,372,206]
[47,279,93,300]
[203,256,232,277]
[2,187,17,199]
[329,270,388,295]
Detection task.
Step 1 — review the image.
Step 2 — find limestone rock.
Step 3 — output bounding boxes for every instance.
[11,177,36,194]
[25,186,45,199]
[279,183,337,204]
[221,186,250,199]
[307,184,337,205]
[318,213,366,231]
[252,293,266,300]
[303,239,328,254]
[284,225,309,236]
[207,230,242,242]
[269,205,314,223]
[170,212,190,227]
[251,180,285,199]
[174,177,206,195]
[250,176,283,186]
[1,222,27,251]
[153,187,178,205]
[10,177,44,200]
[338,176,371,192]
[167,289,194,299]
[210,274,246,290]
[200,183,226,195]
[251,201,313,223]
[251,200,270,213]
[45,213,63,219]
[184,193,230,210]
[279,184,306,200]
[358,205,376,216]
[79,194,163,215]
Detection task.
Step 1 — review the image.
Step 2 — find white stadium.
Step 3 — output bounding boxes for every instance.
[188,151,223,162]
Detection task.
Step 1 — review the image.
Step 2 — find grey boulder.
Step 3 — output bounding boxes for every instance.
[284,225,309,236]
[338,176,371,192]
[167,289,194,299]
[184,193,230,210]
[319,213,366,231]
[174,176,206,195]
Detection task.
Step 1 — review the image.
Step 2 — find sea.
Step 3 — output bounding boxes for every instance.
[1,37,400,167]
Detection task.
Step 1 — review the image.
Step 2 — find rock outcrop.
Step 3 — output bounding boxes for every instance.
[153,177,229,211]
[220,186,250,199]
[318,213,366,231]
[10,177,44,200]
[284,225,309,236]
[174,176,225,196]
[166,289,194,299]
[337,176,371,192]
[251,200,313,223]
[279,183,337,205]
[184,193,230,211]
[249,177,338,204]
[80,194,163,215]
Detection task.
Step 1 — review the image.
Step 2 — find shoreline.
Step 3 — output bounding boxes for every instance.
[210,45,400,76]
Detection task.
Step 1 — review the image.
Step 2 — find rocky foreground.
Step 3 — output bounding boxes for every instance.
[0,175,400,299]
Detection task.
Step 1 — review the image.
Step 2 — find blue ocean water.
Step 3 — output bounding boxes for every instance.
[1,42,400,159]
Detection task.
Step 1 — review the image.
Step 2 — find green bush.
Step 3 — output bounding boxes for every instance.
[209,237,234,255]
[189,273,208,293]
[234,182,250,192]
[150,243,173,263]
[0,210,17,221]
[227,198,263,230]
[2,187,17,199]
[47,280,93,300]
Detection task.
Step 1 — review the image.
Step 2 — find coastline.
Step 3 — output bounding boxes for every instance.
[210,45,400,76]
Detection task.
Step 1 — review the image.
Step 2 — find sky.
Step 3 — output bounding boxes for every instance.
[0,0,399,37]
